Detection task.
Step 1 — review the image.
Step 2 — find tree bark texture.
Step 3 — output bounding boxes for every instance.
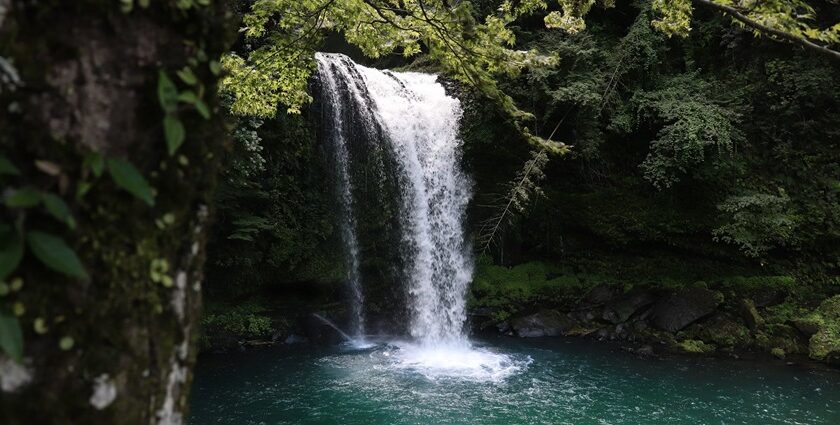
[0,1,235,423]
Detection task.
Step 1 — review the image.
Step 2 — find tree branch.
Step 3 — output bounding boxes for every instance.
[693,0,840,62]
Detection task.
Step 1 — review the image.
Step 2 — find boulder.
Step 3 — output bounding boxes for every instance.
[739,299,765,331]
[651,287,721,332]
[790,318,820,337]
[511,310,579,337]
[683,313,751,349]
[752,290,786,308]
[636,345,655,357]
[602,288,657,324]
[581,283,618,307]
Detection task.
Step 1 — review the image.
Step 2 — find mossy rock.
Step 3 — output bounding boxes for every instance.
[677,339,716,354]
[807,295,840,362]
[739,298,765,331]
[681,313,751,349]
[761,324,806,354]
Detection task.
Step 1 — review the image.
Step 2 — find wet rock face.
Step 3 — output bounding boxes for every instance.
[602,289,657,324]
[651,287,721,332]
[511,310,579,338]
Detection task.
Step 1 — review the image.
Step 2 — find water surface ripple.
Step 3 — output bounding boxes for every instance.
[190,337,840,424]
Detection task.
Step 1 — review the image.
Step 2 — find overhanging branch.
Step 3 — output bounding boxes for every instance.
[693,0,840,62]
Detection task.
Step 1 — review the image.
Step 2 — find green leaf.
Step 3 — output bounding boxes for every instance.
[209,60,222,76]
[164,115,186,155]
[176,67,198,86]
[0,310,23,362]
[0,227,23,281]
[76,181,93,200]
[42,193,76,229]
[5,188,41,208]
[107,158,155,206]
[27,231,88,280]
[194,100,211,120]
[85,152,105,177]
[0,155,20,175]
[177,91,198,104]
[157,71,178,113]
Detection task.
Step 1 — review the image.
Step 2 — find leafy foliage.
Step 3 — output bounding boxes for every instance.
[0,309,23,362]
[630,75,739,189]
[106,158,155,206]
[202,303,274,338]
[26,231,89,280]
[713,192,799,257]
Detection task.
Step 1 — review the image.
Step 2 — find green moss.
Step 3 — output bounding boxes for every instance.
[771,347,785,359]
[202,303,274,339]
[719,275,796,291]
[681,316,751,349]
[677,339,716,354]
[807,295,840,361]
[469,259,604,319]
[765,301,811,324]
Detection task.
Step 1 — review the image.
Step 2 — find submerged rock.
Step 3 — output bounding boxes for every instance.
[651,287,721,332]
[511,310,579,337]
[602,289,656,324]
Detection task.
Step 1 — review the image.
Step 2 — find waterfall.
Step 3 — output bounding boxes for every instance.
[316,55,369,340]
[315,53,473,346]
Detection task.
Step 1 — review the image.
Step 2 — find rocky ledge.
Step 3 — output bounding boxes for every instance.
[474,284,840,368]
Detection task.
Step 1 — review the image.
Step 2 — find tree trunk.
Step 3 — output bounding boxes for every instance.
[0,1,234,423]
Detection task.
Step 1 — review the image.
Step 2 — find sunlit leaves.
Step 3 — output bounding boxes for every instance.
[650,0,840,54]
[544,0,596,33]
[27,231,89,280]
[224,0,541,118]
[651,0,693,37]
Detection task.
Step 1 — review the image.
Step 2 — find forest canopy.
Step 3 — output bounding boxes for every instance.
[221,0,840,124]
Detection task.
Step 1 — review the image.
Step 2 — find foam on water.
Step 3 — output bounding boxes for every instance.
[382,341,531,382]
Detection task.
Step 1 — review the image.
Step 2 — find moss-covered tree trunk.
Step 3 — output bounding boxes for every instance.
[0,1,234,423]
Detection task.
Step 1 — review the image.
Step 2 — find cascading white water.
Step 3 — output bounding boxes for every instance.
[316,53,523,379]
[316,55,368,340]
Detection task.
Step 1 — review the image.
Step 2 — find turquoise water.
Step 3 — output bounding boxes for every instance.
[189,337,840,424]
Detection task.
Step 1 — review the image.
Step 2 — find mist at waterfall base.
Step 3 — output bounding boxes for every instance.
[315,52,515,378]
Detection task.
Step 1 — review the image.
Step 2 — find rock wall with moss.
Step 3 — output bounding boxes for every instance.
[0,1,234,422]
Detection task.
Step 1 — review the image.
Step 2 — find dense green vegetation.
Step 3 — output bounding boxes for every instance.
[202,0,840,364]
[1,0,839,421]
